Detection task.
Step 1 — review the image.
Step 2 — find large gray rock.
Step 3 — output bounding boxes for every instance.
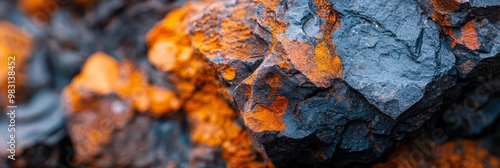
[190,0,497,166]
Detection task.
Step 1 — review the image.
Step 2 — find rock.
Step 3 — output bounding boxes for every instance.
[373,139,500,168]
[189,0,497,166]
[2,0,499,167]
[146,2,274,166]
[62,52,188,167]
[416,0,500,78]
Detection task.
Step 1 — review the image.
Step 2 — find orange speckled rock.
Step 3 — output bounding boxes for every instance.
[190,0,344,135]
[146,1,273,167]
[417,0,500,78]
[373,139,500,168]
[64,52,179,117]
[190,0,461,166]
[63,52,186,165]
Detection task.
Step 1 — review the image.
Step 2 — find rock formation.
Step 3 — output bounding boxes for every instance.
[190,0,500,166]
[0,0,499,167]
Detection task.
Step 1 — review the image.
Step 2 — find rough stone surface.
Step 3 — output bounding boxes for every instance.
[190,0,500,166]
[417,0,500,78]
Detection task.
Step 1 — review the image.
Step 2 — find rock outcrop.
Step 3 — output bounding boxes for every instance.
[190,0,500,166]
[1,0,499,167]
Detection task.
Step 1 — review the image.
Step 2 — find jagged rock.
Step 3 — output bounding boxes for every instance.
[416,0,500,78]
[146,2,273,167]
[189,0,498,166]
[2,0,499,167]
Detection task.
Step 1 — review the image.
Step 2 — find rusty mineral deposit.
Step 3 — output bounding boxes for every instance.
[190,0,500,166]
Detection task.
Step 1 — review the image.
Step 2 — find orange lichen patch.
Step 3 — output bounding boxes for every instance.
[147,1,214,83]
[146,2,199,47]
[430,0,459,14]
[190,0,266,63]
[65,52,179,116]
[265,72,282,100]
[184,82,270,167]
[116,62,150,112]
[272,0,342,88]
[373,139,500,168]
[282,39,342,88]
[222,67,237,81]
[429,0,482,50]
[461,20,481,50]
[244,96,288,132]
[17,0,59,22]
[70,52,120,95]
[148,40,180,72]
[315,41,343,78]
[148,86,181,117]
[0,21,33,105]
[261,0,279,10]
[314,0,339,24]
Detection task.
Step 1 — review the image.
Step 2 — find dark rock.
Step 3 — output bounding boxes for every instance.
[190,0,498,166]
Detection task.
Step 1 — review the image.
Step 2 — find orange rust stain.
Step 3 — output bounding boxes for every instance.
[266,72,282,98]
[282,38,342,88]
[275,0,343,88]
[261,0,279,10]
[430,0,459,14]
[314,41,343,79]
[244,96,288,132]
[461,20,481,50]
[222,67,237,81]
[148,86,181,116]
[429,0,481,50]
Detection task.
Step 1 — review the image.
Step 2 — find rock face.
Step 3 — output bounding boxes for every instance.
[190,0,500,166]
[416,0,500,78]
[1,0,499,167]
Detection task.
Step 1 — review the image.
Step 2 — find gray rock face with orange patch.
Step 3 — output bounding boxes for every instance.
[190,0,499,166]
[416,0,500,78]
